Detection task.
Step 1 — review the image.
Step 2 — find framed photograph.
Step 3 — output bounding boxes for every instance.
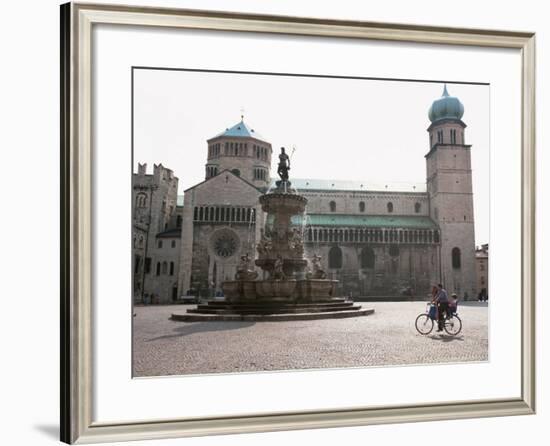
[60,2,535,444]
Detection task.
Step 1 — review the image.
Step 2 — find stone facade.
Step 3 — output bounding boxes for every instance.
[132,163,181,303]
[132,87,479,303]
[426,122,476,299]
[475,244,489,299]
[177,170,265,298]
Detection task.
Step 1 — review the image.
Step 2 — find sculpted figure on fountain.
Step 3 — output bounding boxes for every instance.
[271,255,286,280]
[235,252,258,281]
[289,228,304,257]
[310,254,327,280]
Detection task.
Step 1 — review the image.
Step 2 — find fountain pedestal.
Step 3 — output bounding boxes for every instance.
[172,171,373,321]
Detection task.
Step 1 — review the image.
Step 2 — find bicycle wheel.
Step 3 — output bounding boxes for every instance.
[444,314,462,336]
[415,313,434,335]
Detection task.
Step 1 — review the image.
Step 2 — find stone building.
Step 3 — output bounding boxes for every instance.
[133,86,478,303]
[475,244,489,299]
[178,120,270,298]
[132,163,182,303]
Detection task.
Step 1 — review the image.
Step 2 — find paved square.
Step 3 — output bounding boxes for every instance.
[133,302,488,377]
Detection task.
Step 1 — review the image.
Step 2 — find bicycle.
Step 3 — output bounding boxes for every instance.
[415,303,462,336]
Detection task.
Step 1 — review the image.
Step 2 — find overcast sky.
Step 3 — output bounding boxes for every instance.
[133,69,489,245]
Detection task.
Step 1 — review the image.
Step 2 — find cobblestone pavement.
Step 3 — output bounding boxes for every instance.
[133,302,488,377]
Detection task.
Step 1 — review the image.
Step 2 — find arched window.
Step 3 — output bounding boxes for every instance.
[162,262,168,274]
[231,168,240,177]
[176,215,182,228]
[135,193,147,208]
[253,169,266,181]
[452,247,462,269]
[414,202,421,213]
[207,165,218,178]
[387,202,393,213]
[359,201,365,213]
[171,240,176,248]
[361,247,375,269]
[156,262,161,276]
[157,240,163,249]
[328,246,342,269]
[169,262,175,276]
[329,201,336,212]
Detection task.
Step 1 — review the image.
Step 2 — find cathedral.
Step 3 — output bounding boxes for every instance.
[133,85,477,304]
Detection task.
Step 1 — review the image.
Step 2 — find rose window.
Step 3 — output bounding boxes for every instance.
[212,229,239,258]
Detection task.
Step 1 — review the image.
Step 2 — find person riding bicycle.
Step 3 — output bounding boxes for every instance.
[432,283,449,332]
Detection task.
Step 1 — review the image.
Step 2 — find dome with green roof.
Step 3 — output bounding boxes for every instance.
[428,85,464,123]
[210,118,266,141]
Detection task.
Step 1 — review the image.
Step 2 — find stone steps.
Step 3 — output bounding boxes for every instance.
[170,308,375,322]
[186,304,362,315]
[195,300,353,311]
[205,297,349,304]
[171,296,374,322]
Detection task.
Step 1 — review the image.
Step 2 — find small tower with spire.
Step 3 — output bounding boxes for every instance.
[426,84,476,299]
[204,115,272,187]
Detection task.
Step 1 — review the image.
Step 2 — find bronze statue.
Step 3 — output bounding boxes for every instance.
[277,147,290,181]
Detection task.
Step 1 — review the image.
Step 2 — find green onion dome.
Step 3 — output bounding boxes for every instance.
[428,85,464,123]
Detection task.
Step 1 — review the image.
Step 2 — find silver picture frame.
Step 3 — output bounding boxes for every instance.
[60,2,536,443]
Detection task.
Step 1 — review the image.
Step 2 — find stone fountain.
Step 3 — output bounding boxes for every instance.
[171,148,373,321]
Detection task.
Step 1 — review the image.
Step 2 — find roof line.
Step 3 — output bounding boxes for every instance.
[305,213,435,217]
[297,188,428,195]
[278,178,427,194]
[183,169,263,193]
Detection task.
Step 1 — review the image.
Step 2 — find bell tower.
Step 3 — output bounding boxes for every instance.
[204,116,272,188]
[426,85,476,299]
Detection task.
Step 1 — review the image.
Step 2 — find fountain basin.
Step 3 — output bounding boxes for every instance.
[242,280,257,299]
[221,281,241,301]
[296,279,338,301]
[255,279,297,298]
[259,193,307,214]
[255,258,308,277]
